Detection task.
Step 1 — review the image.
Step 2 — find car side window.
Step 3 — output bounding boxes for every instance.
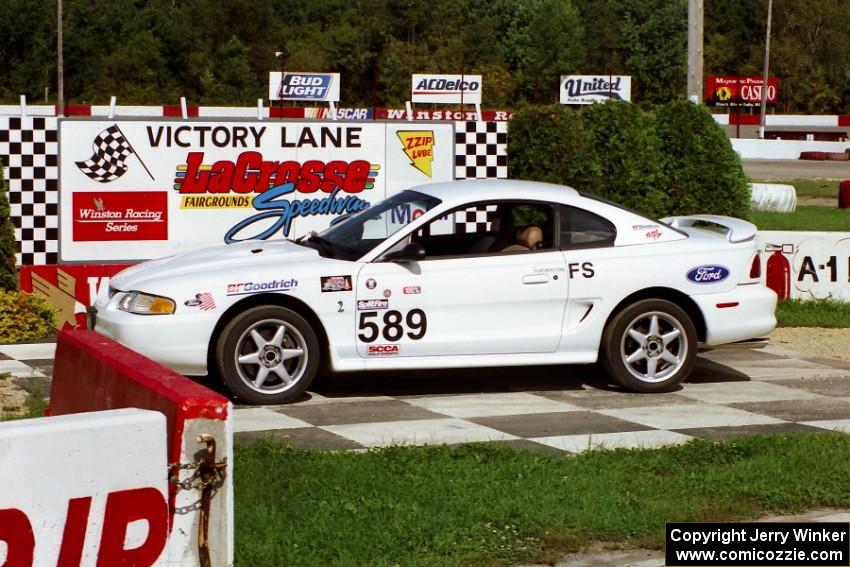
[411,201,556,258]
[559,205,616,249]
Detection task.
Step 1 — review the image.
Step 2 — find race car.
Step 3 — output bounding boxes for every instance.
[91,179,777,404]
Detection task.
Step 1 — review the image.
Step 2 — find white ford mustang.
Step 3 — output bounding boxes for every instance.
[92,179,777,404]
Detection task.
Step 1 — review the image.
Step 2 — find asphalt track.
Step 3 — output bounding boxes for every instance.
[743,159,850,180]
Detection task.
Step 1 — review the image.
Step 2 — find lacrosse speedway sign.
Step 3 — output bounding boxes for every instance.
[59,120,455,262]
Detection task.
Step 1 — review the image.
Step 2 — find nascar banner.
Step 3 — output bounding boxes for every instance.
[559,75,632,105]
[59,120,455,262]
[268,72,341,102]
[411,74,482,104]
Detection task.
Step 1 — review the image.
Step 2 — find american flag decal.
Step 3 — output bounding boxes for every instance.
[197,292,216,311]
[185,292,216,311]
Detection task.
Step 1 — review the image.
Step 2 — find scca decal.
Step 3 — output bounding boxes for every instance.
[368,344,399,356]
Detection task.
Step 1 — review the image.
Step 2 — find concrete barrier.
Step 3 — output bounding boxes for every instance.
[0,408,168,566]
[731,138,850,159]
[50,330,233,566]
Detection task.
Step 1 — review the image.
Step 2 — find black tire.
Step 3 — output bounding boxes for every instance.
[601,299,697,393]
[216,305,320,404]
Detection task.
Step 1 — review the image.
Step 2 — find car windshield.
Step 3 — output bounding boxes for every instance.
[299,190,441,260]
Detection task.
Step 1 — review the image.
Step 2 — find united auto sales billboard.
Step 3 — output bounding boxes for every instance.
[59,120,455,262]
[560,75,632,105]
[411,74,482,104]
[705,76,778,107]
[268,72,341,102]
[758,231,850,301]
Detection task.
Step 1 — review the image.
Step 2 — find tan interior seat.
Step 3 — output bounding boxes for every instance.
[501,226,543,252]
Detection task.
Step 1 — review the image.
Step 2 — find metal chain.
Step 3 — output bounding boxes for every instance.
[168,458,227,491]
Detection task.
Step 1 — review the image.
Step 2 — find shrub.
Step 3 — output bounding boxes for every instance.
[506,101,752,220]
[0,165,17,291]
[581,101,669,218]
[653,100,750,218]
[507,104,599,191]
[0,291,56,343]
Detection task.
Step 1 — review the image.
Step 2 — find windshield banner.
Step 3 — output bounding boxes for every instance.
[59,120,455,261]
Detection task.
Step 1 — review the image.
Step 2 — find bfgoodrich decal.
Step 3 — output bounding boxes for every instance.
[226,278,298,296]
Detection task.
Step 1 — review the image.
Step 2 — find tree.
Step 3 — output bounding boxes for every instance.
[654,101,750,218]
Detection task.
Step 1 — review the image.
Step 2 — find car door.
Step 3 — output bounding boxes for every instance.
[354,201,568,358]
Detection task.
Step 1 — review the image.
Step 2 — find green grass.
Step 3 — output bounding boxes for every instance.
[234,434,850,567]
[759,179,841,199]
[752,205,850,231]
[776,299,850,328]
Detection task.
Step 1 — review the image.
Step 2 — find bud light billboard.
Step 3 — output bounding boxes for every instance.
[268,72,341,102]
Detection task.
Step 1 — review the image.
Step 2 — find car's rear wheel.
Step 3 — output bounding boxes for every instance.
[601,299,697,393]
[216,305,319,404]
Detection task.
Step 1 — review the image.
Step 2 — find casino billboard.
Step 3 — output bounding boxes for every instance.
[59,120,455,262]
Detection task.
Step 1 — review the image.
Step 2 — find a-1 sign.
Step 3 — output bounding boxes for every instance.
[268,72,341,102]
[705,76,779,107]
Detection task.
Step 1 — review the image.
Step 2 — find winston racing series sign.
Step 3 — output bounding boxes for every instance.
[59,120,455,262]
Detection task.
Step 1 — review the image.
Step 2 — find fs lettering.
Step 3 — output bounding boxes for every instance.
[0,487,168,567]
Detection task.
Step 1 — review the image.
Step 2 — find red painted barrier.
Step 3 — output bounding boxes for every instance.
[799,151,828,160]
[50,330,228,473]
[839,180,850,209]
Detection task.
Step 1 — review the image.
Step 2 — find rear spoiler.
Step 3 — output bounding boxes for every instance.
[660,214,758,243]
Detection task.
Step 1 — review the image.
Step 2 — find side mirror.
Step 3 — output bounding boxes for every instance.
[383,242,426,262]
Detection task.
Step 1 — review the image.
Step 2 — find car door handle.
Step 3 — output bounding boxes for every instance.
[522,274,549,285]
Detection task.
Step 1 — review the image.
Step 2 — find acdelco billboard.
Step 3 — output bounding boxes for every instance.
[560,75,632,105]
[411,74,482,104]
[268,72,340,102]
[705,76,778,107]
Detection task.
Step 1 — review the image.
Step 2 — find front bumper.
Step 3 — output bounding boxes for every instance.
[692,284,777,347]
[92,294,216,376]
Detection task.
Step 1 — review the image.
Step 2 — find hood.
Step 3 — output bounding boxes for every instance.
[112,239,320,291]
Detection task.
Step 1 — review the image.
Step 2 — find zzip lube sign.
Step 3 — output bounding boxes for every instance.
[560,75,632,105]
[59,120,455,262]
[411,74,482,104]
[268,72,340,102]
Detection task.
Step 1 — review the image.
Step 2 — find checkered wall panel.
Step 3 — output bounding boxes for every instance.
[454,121,508,179]
[0,116,60,265]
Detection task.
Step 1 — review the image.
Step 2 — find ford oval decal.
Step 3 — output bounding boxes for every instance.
[687,265,730,283]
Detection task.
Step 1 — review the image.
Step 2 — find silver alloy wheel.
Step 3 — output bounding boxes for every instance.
[619,310,688,384]
[233,318,308,395]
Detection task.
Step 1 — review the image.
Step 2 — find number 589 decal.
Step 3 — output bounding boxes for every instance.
[358,309,427,343]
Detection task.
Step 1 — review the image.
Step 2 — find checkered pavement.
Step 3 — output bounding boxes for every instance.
[3,341,850,453]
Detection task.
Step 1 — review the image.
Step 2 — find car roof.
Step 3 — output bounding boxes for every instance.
[409,179,580,208]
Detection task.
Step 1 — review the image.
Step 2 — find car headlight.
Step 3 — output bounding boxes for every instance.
[118,291,176,315]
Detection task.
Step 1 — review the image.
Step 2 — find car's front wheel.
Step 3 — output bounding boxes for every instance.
[216,305,319,404]
[601,299,697,393]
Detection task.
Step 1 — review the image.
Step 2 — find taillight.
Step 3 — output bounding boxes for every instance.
[749,253,761,279]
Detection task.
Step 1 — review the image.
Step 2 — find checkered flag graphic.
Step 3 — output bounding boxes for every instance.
[75,125,137,182]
